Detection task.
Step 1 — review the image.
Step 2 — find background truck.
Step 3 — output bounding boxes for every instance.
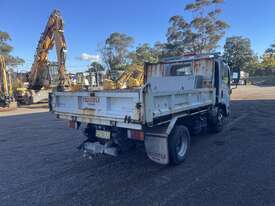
[239,71,249,85]
[49,53,231,165]
[231,68,249,86]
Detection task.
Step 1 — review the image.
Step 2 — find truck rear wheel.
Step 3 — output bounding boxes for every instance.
[168,125,190,165]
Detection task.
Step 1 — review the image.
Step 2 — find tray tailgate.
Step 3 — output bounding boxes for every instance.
[52,91,141,121]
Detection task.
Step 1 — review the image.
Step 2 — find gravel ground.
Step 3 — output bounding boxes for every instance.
[0,85,275,206]
[0,103,48,117]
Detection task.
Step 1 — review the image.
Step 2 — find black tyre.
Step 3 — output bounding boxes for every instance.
[114,129,136,153]
[83,124,97,142]
[168,125,190,165]
[211,108,224,133]
[24,96,32,105]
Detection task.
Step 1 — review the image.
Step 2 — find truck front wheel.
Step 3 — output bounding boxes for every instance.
[211,108,224,133]
[168,125,190,165]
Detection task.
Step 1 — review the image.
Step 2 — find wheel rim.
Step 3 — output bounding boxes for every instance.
[217,111,223,127]
[176,133,188,157]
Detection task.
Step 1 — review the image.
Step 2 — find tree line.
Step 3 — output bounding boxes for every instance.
[99,0,228,71]
[224,36,275,76]
[0,31,24,66]
[98,0,274,76]
[1,0,275,77]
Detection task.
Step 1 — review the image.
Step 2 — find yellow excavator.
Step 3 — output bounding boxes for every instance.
[0,55,17,109]
[16,10,70,104]
[103,64,144,90]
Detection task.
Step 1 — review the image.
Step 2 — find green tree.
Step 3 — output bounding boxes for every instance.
[262,42,275,68]
[153,41,167,58]
[167,0,228,55]
[129,43,159,65]
[246,54,260,75]
[152,41,183,58]
[223,36,254,72]
[87,62,104,72]
[100,32,133,71]
[0,31,24,66]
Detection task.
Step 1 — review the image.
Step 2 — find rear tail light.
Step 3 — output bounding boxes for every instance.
[127,130,144,141]
[68,120,76,128]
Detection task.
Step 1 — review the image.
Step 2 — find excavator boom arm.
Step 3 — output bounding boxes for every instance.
[0,56,9,97]
[29,10,69,90]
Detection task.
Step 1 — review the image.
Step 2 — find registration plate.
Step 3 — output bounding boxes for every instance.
[83,97,99,104]
[96,130,111,139]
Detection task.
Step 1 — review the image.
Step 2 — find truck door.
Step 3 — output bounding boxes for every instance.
[221,63,231,115]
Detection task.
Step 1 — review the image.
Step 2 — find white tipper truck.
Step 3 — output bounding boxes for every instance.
[49,53,231,165]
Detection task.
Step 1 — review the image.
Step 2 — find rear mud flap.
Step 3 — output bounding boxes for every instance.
[145,136,169,165]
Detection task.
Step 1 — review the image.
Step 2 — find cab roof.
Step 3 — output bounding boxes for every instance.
[160,53,221,64]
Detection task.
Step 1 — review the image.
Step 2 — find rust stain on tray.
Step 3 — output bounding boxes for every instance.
[81,109,96,115]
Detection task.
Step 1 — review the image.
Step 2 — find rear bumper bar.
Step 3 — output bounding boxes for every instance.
[54,112,143,130]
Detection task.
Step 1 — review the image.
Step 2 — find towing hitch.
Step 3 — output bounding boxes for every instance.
[82,141,119,157]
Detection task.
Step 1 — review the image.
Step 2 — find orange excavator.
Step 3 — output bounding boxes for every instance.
[16,10,70,104]
[103,64,144,90]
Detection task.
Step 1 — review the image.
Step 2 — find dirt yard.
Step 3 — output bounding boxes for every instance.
[231,85,275,100]
[0,85,275,206]
[0,103,49,117]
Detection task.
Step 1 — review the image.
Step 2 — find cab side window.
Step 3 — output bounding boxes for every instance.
[170,63,193,76]
[222,64,229,85]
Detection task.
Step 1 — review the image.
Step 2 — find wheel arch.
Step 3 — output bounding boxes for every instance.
[218,103,230,117]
